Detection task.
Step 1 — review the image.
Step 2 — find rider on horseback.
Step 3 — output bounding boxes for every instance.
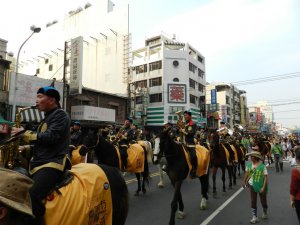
[12,86,71,225]
[180,111,197,178]
[118,118,135,171]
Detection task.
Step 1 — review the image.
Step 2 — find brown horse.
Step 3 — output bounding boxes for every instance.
[254,137,272,165]
[208,130,234,195]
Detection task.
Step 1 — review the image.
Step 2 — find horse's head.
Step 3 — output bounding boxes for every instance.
[80,129,99,155]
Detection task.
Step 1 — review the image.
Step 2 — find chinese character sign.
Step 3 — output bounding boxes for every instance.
[168,84,186,103]
[211,89,217,104]
[221,105,227,123]
[70,36,83,95]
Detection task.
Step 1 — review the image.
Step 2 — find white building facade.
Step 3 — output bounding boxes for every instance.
[18,0,130,96]
[130,35,206,127]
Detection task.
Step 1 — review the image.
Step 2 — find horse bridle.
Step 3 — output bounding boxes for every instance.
[81,133,100,153]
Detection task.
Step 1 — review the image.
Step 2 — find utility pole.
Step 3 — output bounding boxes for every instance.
[62,41,67,110]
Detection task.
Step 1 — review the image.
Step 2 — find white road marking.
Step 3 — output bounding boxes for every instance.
[200,187,244,225]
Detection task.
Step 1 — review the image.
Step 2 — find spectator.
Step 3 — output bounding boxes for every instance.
[272,138,284,173]
[0,168,34,225]
[290,147,300,223]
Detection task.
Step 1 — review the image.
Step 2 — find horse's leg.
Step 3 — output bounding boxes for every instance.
[200,175,209,210]
[134,173,141,196]
[227,165,233,189]
[233,165,237,185]
[169,180,183,225]
[157,164,165,188]
[142,172,147,194]
[221,165,226,192]
[177,191,185,219]
[212,166,218,195]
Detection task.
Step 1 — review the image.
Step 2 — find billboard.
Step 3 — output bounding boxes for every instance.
[69,36,83,95]
[211,89,217,104]
[221,105,227,123]
[9,73,63,107]
[168,84,187,103]
[71,105,115,122]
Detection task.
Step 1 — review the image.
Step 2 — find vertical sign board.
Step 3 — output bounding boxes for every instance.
[256,107,261,125]
[168,84,187,103]
[221,105,227,123]
[69,36,83,95]
[211,89,217,112]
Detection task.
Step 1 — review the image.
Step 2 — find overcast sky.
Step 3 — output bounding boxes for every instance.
[1,0,299,128]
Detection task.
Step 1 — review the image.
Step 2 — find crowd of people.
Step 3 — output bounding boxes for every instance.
[1,84,300,224]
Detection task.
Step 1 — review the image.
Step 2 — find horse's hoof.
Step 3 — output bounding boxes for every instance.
[157,181,164,188]
[142,189,146,195]
[134,191,140,196]
[233,181,237,185]
[177,211,185,219]
[223,188,226,192]
[200,198,207,210]
[229,186,233,190]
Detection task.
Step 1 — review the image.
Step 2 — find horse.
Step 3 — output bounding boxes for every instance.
[208,130,234,195]
[80,129,150,196]
[153,126,209,225]
[1,134,128,225]
[255,137,272,165]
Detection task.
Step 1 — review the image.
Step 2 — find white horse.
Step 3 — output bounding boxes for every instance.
[152,136,167,188]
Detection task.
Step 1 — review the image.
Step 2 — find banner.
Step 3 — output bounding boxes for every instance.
[71,105,115,122]
[256,107,261,125]
[168,84,186,103]
[211,89,217,104]
[70,36,83,95]
[221,105,227,123]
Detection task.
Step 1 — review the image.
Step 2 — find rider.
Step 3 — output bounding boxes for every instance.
[179,111,197,178]
[70,120,82,147]
[12,86,71,225]
[118,118,135,171]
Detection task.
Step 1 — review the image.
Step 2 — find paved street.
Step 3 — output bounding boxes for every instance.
[125,161,299,225]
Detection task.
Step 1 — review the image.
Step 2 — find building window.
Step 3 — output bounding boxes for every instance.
[111,105,119,116]
[135,80,147,88]
[227,107,230,115]
[198,56,203,63]
[149,61,162,71]
[189,62,197,73]
[226,96,230,105]
[135,96,143,104]
[136,64,147,74]
[198,83,204,92]
[45,59,49,64]
[190,94,197,104]
[189,79,196,89]
[173,78,179,82]
[66,59,70,67]
[149,77,162,87]
[198,68,204,78]
[149,93,162,103]
[49,64,53,71]
[36,68,40,74]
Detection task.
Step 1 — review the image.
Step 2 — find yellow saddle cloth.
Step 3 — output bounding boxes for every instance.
[45,163,112,225]
[137,140,147,149]
[229,144,239,162]
[115,144,145,173]
[221,144,230,165]
[183,145,210,177]
[70,145,84,165]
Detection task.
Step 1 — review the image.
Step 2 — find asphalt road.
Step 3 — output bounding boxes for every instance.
[124,161,299,225]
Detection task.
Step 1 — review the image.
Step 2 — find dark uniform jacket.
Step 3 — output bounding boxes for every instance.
[119,127,135,146]
[30,108,70,174]
[183,120,197,146]
[70,130,82,146]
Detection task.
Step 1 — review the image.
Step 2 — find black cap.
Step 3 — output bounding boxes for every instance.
[74,121,80,126]
[126,117,133,123]
[183,111,192,116]
[220,121,225,124]
[37,86,61,107]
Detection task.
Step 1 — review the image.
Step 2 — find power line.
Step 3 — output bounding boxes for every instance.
[274,109,300,113]
[270,101,300,107]
[231,72,300,86]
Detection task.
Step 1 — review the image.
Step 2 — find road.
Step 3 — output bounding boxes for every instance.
[124,161,299,225]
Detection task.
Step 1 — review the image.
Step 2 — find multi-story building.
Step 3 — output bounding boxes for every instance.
[18,0,130,96]
[0,38,12,120]
[206,83,247,129]
[256,101,274,124]
[130,34,206,128]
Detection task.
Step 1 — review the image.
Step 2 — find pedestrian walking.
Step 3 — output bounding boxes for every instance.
[272,138,284,173]
[282,138,288,159]
[290,147,300,223]
[243,151,268,224]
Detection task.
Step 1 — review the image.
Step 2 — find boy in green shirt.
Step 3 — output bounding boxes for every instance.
[272,138,283,173]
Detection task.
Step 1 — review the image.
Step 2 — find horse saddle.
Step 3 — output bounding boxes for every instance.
[50,170,74,196]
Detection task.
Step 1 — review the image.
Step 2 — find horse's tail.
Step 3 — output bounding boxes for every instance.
[99,164,129,225]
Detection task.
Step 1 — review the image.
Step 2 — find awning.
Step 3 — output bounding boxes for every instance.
[20,109,44,123]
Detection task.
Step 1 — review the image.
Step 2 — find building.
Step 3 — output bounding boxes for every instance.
[256,101,274,124]
[130,34,206,128]
[206,83,248,129]
[0,38,12,120]
[18,0,130,96]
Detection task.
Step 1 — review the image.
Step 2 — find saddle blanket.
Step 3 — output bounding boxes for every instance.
[183,145,210,177]
[229,144,239,162]
[45,163,112,225]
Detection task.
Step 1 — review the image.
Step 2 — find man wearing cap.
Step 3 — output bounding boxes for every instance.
[70,120,82,147]
[0,168,34,225]
[11,86,70,224]
[179,111,197,178]
[118,118,135,170]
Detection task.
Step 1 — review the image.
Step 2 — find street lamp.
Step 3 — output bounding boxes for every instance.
[11,25,41,121]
